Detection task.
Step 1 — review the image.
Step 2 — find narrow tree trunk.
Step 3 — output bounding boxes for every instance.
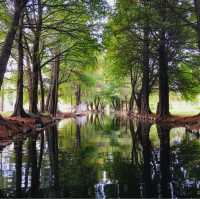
[129,86,135,112]
[0,0,27,89]
[135,92,142,113]
[45,84,51,112]
[26,55,33,112]
[157,31,169,117]
[157,0,169,118]
[0,84,4,112]
[75,85,81,106]
[48,52,60,116]
[39,69,45,112]
[13,16,27,117]
[140,25,151,114]
[30,0,42,114]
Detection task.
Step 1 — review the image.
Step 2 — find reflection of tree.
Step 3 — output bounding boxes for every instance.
[58,120,101,197]
[25,131,45,197]
[157,125,171,198]
[106,152,141,198]
[76,123,81,149]
[29,134,39,197]
[172,134,200,197]
[111,117,121,130]
[129,120,141,166]
[14,140,23,197]
[139,122,155,198]
[46,125,59,196]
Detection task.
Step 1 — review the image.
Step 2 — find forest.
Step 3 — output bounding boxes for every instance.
[0,0,200,198]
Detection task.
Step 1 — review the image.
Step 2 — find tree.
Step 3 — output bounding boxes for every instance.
[13,14,28,117]
[0,0,27,90]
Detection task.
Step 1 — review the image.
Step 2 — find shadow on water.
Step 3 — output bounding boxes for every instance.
[0,114,200,198]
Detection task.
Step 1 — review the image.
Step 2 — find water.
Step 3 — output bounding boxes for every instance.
[0,114,199,198]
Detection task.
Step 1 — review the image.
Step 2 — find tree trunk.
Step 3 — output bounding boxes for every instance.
[140,25,151,114]
[26,55,33,112]
[48,52,60,116]
[30,0,42,114]
[75,84,81,106]
[135,92,142,113]
[0,84,4,112]
[129,86,135,112]
[157,0,169,118]
[39,69,45,112]
[157,31,169,117]
[13,16,27,117]
[0,0,27,89]
[45,83,51,112]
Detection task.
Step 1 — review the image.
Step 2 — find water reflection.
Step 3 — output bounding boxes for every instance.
[0,115,199,198]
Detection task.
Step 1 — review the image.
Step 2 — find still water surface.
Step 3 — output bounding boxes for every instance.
[0,114,200,198]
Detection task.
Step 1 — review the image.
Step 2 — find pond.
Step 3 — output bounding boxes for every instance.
[0,114,200,198]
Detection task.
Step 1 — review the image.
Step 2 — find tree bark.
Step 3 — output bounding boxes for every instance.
[39,69,45,112]
[30,0,42,114]
[157,0,169,118]
[0,84,4,112]
[140,25,151,114]
[157,31,169,117]
[75,84,81,106]
[26,55,33,112]
[129,87,135,112]
[13,15,27,117]
[0,0,27,89]
[48,52,60,116]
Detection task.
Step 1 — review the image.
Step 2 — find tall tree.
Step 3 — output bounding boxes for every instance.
[13,14,27,117]
[0,0,27,89]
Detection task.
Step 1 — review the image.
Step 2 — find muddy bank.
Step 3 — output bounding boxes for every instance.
[113,111,200,132]
[0,114,57,150]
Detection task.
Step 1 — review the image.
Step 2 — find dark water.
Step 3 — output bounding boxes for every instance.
[0,114,200,198]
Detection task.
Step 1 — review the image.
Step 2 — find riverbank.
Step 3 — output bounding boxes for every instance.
[113,111,200,132]
[0,114,57,150]
[0,111,89,150]
[127,112,200,131]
